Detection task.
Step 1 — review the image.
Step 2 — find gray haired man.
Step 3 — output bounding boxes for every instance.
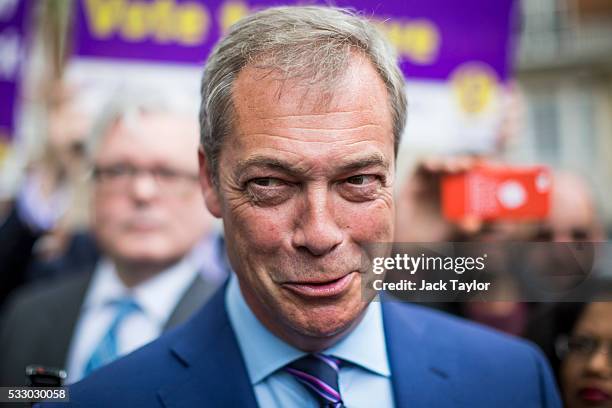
[0,89,222,387]
[39,6,561,408]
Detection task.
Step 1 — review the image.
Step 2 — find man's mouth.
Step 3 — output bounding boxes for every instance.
[127,224,160,233]
[281,272,357,298]
[125,219,163,232]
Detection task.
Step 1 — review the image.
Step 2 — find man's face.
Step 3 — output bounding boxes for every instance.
[202,55,396,348]
[93,112,209,267]
[534,174,601,242]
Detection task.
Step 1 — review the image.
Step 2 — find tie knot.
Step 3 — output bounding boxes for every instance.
[107,297,141,330]
[285,354,344,408]
[112,296,140,313]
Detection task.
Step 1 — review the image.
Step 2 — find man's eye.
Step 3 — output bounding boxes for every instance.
[107,165,133,177]
[346,175,377,185]
[246,177,294,206]
[251,178,285,187]
[154,168,179,180]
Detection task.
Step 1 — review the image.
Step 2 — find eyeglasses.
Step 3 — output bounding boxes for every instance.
[556,334,612,364]
[92,164,199,195]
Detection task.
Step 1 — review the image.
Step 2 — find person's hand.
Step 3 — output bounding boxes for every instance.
[395,156,484,242]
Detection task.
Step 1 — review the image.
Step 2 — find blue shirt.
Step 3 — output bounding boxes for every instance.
[225,274,395,408]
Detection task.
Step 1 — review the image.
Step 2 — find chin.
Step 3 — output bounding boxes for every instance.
[289,300,366,339]
[114,246,180,265]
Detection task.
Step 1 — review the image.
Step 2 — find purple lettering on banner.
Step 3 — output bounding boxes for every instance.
[72,0,517,81]
[0,0,29,140]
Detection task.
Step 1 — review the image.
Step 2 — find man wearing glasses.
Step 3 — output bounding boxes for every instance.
[0,90,222,386]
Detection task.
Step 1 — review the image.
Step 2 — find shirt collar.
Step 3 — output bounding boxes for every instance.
[326,296,391,377]
[83,256,198,326]
[225,274,391,385]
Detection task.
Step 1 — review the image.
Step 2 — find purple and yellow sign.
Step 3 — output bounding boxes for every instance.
[71,0,518,154]
[74,0,517,81]
[0,0,29,145]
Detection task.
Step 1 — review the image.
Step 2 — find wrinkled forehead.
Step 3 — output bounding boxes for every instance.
[232,53,392,118]
[230,54,394,144]
[224,63,395,178]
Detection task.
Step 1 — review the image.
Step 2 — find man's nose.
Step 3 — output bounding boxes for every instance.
[292,187,343,256]
[552,232,572,242]
[129,172,159,202]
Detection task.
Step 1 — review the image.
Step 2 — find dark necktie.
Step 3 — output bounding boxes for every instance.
[285,353,345,408]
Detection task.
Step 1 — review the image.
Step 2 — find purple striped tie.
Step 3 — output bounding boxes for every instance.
[285,353,344,408]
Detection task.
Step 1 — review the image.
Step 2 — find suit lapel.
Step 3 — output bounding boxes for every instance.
[34,272,92,368]
[158,286,258,408]
[382,301,458,407]
[163,274,218,330]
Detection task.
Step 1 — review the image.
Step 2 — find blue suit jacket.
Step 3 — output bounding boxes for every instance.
[40,287,561,407]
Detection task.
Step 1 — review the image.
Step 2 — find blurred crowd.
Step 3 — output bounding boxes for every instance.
[1,20,611,407]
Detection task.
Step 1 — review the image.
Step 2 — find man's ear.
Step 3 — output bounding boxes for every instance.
[198,147,222,218]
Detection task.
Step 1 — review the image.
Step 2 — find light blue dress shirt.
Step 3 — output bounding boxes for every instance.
[225,274,395,408]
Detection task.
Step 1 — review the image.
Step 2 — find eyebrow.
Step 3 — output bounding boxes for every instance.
[335,153,389,174]
[234,153,389,179]
[234,156,306,179]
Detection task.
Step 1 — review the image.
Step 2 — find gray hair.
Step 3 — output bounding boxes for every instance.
[87,87,199,160]
[200,5,408,183]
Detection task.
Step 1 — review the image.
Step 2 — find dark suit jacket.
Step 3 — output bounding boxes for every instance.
[0,271,217,387]
[0,206,98,308]
[39,286,562,407]
[0,206,41,306]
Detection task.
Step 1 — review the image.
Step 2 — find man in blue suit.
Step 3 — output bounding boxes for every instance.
[42,6,561,407]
